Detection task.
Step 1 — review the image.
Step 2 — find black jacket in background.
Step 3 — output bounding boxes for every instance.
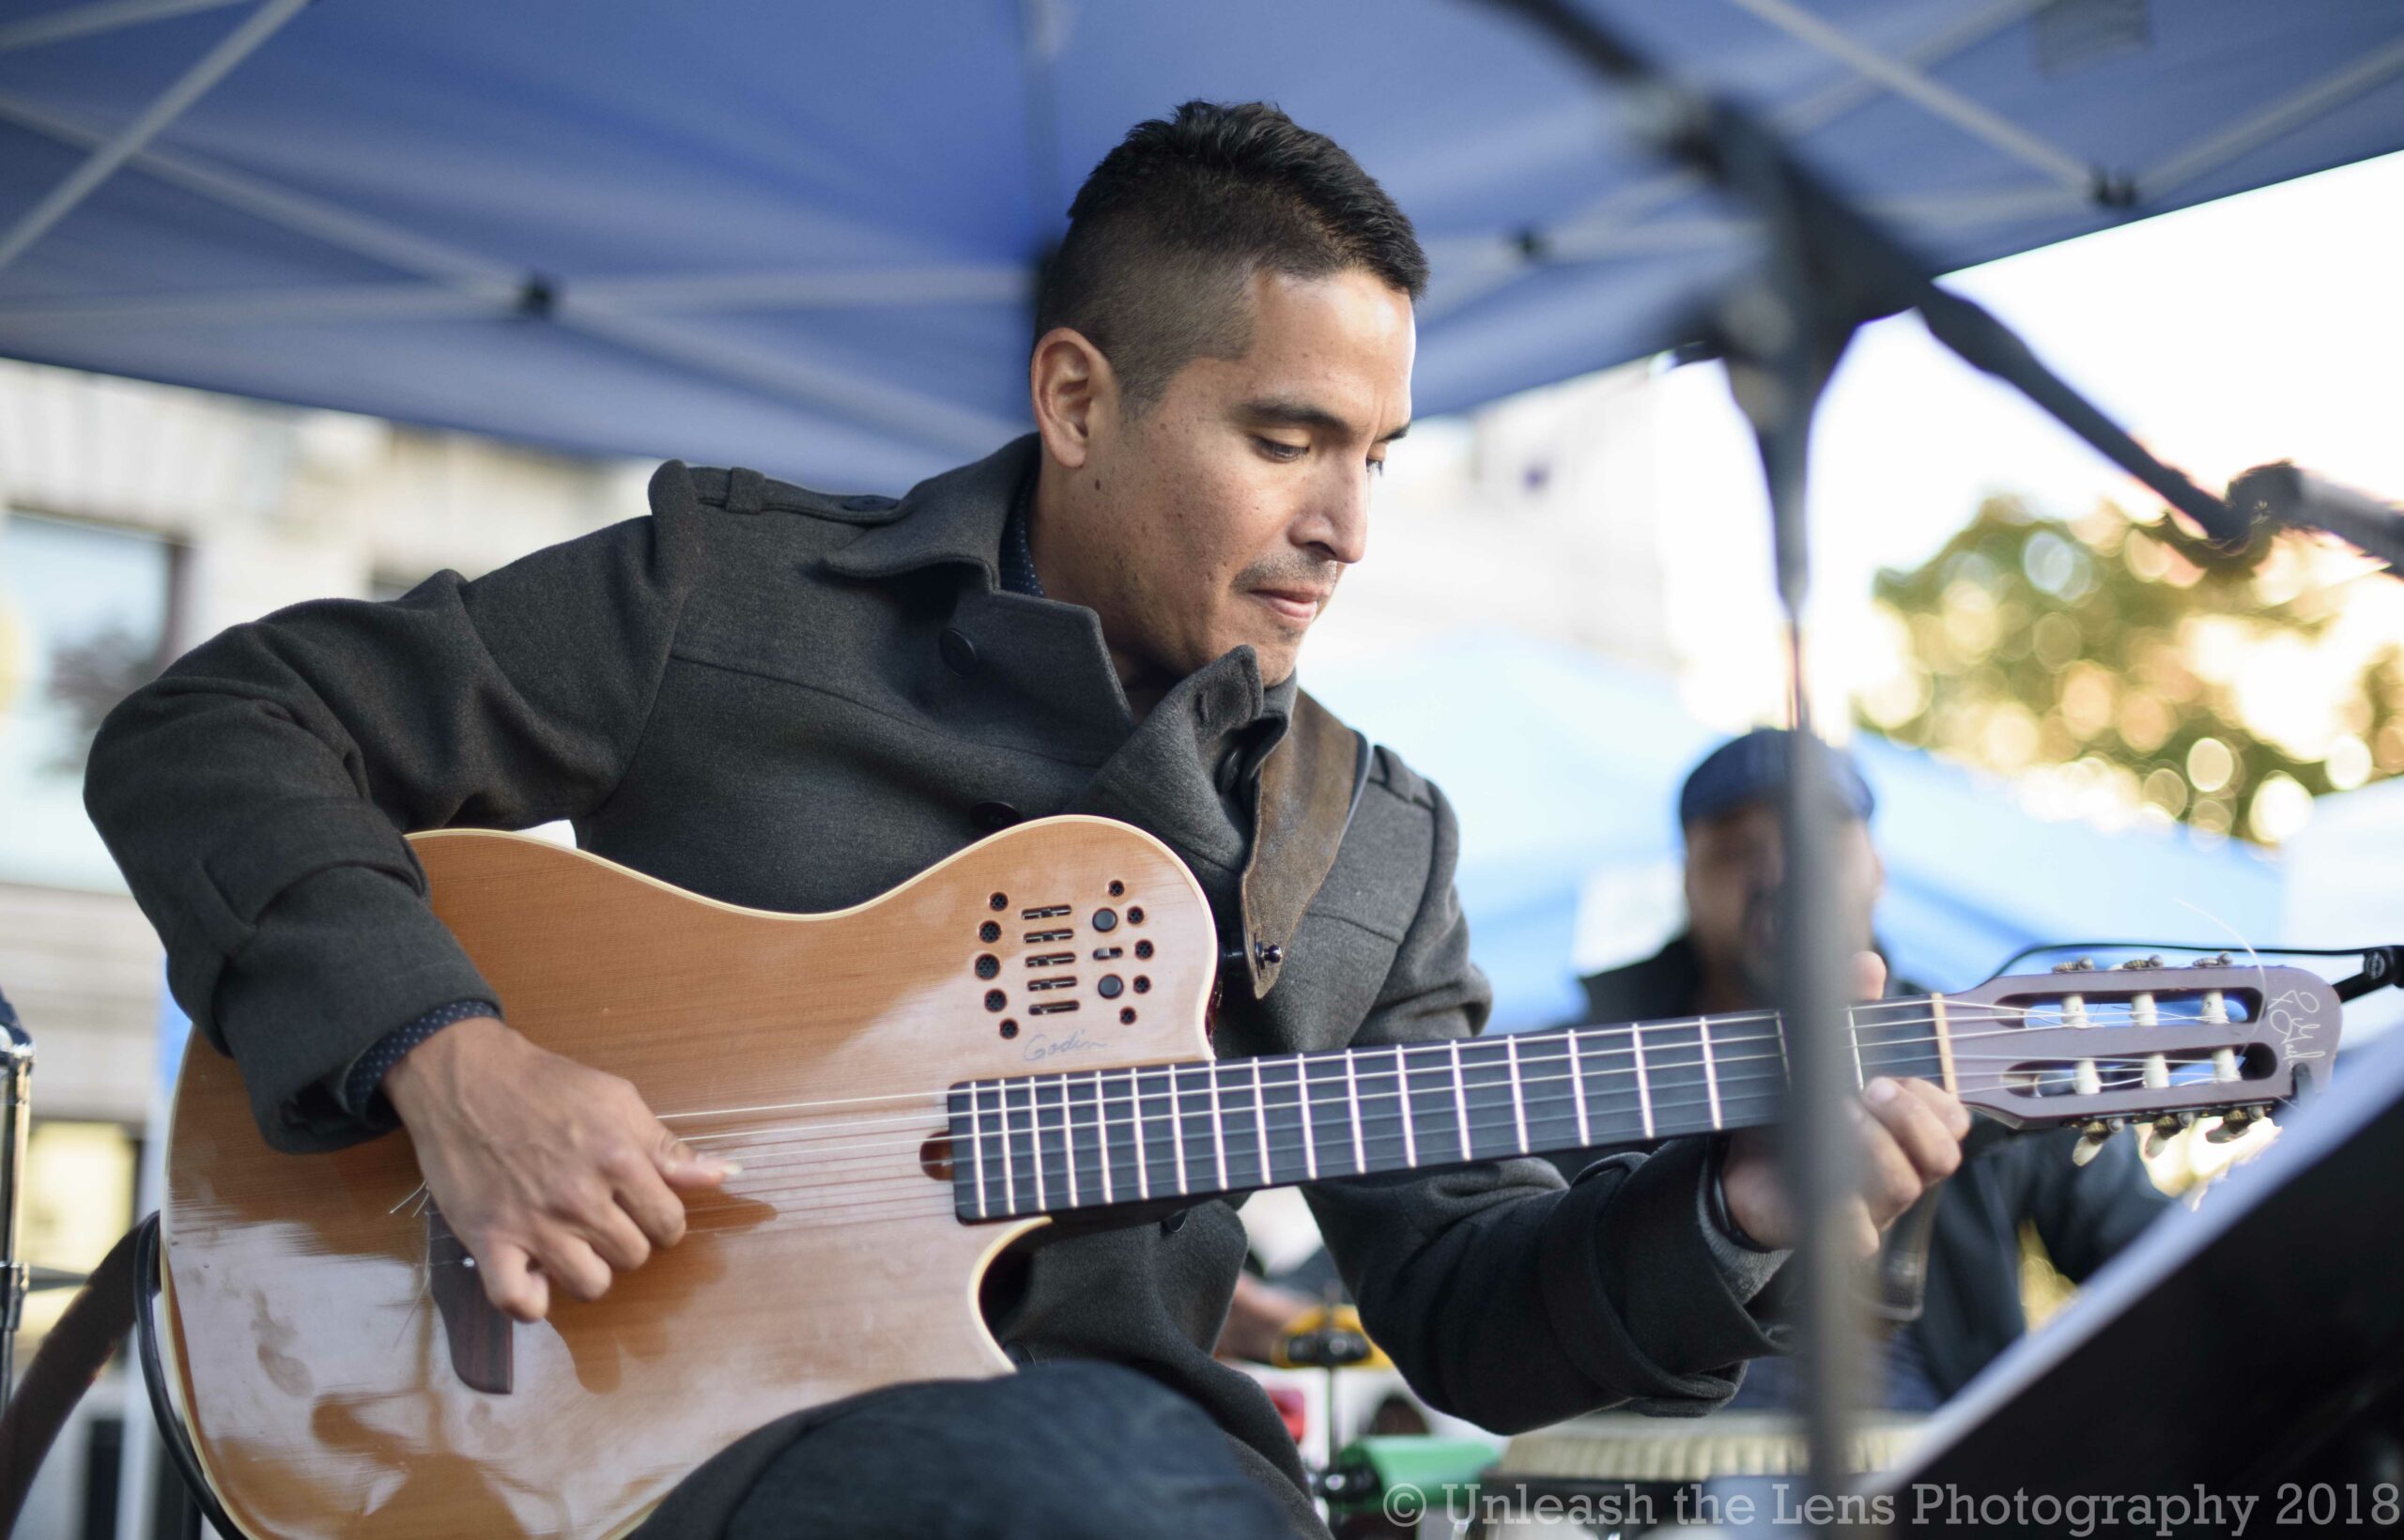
[1572,933,2175,1400]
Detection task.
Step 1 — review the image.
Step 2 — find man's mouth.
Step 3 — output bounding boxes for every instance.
[1249,588,1327,625]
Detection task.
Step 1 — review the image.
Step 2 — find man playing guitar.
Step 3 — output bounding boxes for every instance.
[87,101,1968,1538]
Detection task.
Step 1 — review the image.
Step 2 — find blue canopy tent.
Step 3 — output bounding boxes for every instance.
[2,0,2402,489]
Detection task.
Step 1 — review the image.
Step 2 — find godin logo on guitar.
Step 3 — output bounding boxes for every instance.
[1023,1026,1110,1063]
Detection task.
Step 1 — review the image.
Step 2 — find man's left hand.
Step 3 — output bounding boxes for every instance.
[1718,952,1971,1255]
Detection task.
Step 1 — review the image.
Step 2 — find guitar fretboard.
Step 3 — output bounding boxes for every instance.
[945,1007,1946,1222]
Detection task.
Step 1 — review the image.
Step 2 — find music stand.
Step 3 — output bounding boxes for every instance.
[1872,1031,2404,1536]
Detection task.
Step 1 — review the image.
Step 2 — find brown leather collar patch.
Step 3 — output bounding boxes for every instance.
[1236,690,1371,999]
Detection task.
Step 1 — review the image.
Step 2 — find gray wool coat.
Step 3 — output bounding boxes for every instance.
[85,435,1784,1536]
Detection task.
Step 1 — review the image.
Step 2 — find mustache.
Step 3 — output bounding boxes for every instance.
[1235,556,1344,593]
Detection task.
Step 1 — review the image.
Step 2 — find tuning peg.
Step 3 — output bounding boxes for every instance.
[2204,1107,2262,1145]
[2071,1119,2114,1166]
[2141,1111,2195,1161]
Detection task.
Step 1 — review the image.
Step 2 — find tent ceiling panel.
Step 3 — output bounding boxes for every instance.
[0,0,2398,487]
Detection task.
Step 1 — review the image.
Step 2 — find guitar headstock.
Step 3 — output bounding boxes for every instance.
[1939,957,2342,1139]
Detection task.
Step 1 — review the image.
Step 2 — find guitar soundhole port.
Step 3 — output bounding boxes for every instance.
[984,990,1006,1011]
[999,1018,1018,1039]
[1119,1008,1136,1024]
[1109,880,1126,897]
[1133,977,1150,993]
[1134,941,1153,959]
[1127,907,1145,925]
[989,892,1008,911]
[979,921,1001,943]
[975,955,999,979]
[920,1133,955,1180]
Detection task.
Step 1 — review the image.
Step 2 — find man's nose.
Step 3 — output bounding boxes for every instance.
[1297,465,1370,566]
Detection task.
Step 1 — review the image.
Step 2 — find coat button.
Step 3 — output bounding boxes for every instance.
[972,801,1020,831]
[1255,939,1284,967]
[939,627,978,676]
[1161,1209,1188,1235]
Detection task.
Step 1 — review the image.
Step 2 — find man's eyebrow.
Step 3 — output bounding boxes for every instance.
[1238,397,1411,443]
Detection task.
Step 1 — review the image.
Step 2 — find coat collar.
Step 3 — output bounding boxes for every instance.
[819,434,1037,583]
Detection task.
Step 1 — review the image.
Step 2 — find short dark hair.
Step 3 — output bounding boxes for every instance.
[1036,100,1428,413]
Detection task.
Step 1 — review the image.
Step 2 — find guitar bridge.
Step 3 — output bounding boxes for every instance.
[427,1203,513,1394]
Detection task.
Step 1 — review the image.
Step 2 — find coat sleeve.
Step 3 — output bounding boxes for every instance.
[84,475,702,1152]
[2019,1126,2177,1282]
[1301,780,1785,1434]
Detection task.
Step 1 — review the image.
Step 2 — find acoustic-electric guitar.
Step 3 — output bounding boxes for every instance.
[159,817,2342,1538]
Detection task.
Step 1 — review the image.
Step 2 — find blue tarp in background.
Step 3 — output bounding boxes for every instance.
[1311,633,2285,1030]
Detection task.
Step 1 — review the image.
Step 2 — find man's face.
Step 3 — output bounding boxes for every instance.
[1072,267,1414,686]
[1684,800,1884,1004]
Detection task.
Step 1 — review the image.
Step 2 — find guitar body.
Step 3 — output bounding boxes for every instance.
[162,817,1219,1540]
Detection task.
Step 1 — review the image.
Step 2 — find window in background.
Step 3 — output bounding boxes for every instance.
[0,511,178,890]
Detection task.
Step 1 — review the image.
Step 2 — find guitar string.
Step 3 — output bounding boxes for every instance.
[641,995,2079,1123]
[699,1058,2218,1194]
[648,1007,2173,1142]
[406,1061,2194,1270]
[378,1021,2192,1217]
[687,1040,2211,1174]
[460,1060,2181,1218]
[637,1009,2242,1152]
[384,1006,2253,1225]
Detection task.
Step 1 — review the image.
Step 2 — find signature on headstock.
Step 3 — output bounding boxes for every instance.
[2266,988,2328,1061]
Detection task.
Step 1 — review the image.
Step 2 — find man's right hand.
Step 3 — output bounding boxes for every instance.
[382,1015,732,1322]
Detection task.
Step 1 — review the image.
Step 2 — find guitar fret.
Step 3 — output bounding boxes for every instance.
[1395,1044,1417,1167]
[1059,1076,1078,1209]
[1345,1053,1366,1173]
[1003,1080,1023,1214]
[1209,1063,1228,1192]
[970,1084,989,1220]
[1033,1081,1051,1212]
[1253,1060,1272,1180]
[1698,1018,1722,1130]
[1171,1068,1191,1195]
[1632,1023,1654,1140]
[1092,1070,1111,1206]
[1299,1057,1319,1179]
[1505,1035,1529,1153]
[1449,1041,1471,1160]
[1847,1008,1867,1090]
[1568,1033,1590,1147]
[1131,1068,1150,1202]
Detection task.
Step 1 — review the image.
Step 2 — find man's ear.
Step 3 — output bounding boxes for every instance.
[1030,327,1117,471]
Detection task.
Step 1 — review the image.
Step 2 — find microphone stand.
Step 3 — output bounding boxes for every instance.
[1458,2,2311,1534]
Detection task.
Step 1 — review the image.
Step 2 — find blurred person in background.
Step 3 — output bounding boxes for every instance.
[1555,728,2175,1409]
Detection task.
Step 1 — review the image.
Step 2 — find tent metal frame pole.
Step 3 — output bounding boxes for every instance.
[0,265,1040,328]
[1420,0,2042,321]
[0,0,310,275]
[0,0,248,54]
[2135,33,2404,200]
[1722,0,2108,198]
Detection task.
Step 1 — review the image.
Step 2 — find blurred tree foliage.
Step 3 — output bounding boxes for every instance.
[1857,496,2404,845]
